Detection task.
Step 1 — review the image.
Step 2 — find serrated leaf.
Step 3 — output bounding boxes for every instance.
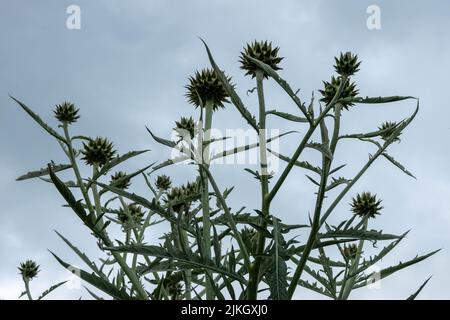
[343,96,416,104]
[91,150,150,183]
[318,228,401,241]
[146,126,176,148]
[268,218,288,300]
[54,230,106,279]
[210,131,296,161]
[243,55,310,120]
[268,149,321,175]
[407,276,432,300]
[354,249,440,289]
[106,244,247,284]
[306,142,333,160]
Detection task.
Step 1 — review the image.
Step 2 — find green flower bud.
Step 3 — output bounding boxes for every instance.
[54,102,80,124]
[19,260,39,280]
[81,137,116,167]
[319,76,359,110]
[185,69,231,110]
[239,40,283,78]
[351,192,383,219]
[334,52,361,76]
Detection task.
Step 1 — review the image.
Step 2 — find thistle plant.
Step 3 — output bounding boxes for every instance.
[11,40,438,300]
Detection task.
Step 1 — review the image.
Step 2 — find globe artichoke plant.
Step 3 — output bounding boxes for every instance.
[11,39,438,300]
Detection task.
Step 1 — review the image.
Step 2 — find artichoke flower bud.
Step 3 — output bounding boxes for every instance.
[319,76,359,110]
[174,116,196,139]
[19,260,40,280]
[334,52,361,76]
[341,244,359,261]
[54,101,80,124]
[110,171,131,190]
[156,174,172,191]
[117,203,145,226]
[351,192,383,219]
[239,40,283,78]
[81,137,116,167]
[185,68,231,110]
[378,121,401,141]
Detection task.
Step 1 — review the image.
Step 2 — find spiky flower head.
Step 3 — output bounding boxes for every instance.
[165,180,199,213]
[334,52,361,76]
[319,76,359,110]
[241,227,258,255]
[185,69,231,110]
[351,192,383,219]
[54,101,80,124]
[341,244,359,261]
[174,116,196,139]
[117,203,145,226]
[239,40,283,79]
[19,260,39,280]
[110,171,131,190]
[378,121,401,142]
[81,137,116,167]
[163,274,184,299]
[156,174,172,191]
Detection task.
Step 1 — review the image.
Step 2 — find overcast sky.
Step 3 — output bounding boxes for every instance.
[1,0,449,299]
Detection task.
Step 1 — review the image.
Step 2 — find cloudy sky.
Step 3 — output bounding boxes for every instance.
[1,0,449,299]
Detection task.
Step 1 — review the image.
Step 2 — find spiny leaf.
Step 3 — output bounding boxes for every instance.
[354,249,440,289]
[266,110,309,123]
[106,244,247,284]
[319,228,401,241]
[268,149,321,175]
[92,150,150,183]
[10,95,66,143]
[306,142,333,160]
[350,231,409,277]
[201,39,258,130]
[146,126,176,148]
[243,55,310,121]
[54,230,106,279]
[407,276,432,300]
[37,281,67,300]
[211,130,296,161]
[268,218,288,300]
[343,96,416,104]
[382,152,416,179]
